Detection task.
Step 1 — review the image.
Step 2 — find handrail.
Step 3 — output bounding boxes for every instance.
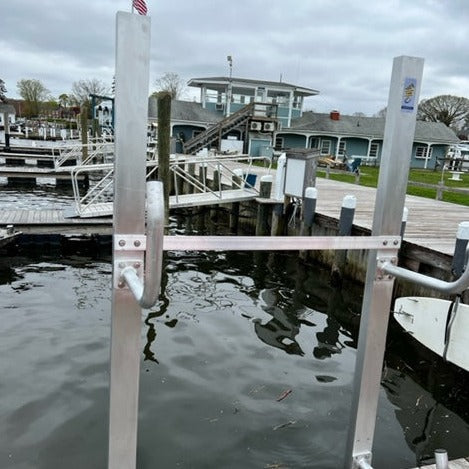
[121,181,164,308]
[382,249,469,294]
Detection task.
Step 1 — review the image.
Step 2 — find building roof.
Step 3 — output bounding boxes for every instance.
[188,76,319,97]
[0,103,16,114]
[148,97,222,124]
[288,111,460,144]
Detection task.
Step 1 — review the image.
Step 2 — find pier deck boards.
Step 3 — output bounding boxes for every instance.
[0,177,468,257]
[412,456,469,468]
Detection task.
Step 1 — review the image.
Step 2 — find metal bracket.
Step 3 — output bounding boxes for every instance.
[113,234,147,251]
[114,259,144,289]
[353,452,373,469]
[376,251,398,281]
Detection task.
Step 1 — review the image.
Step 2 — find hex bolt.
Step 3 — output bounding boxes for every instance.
[388,275,393,280]
[393,239,399,245]
[382,240,388,246]
[133,262,141,269]
[391,257,397,264]
[134,240,141,247]
[118,281,125,289]
[119,239,126,247]
[119,262,126,269]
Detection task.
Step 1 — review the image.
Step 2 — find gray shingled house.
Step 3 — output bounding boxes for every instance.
[148,77,459,168]
[277,110,460,169]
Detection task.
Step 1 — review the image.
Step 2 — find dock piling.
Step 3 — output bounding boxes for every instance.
[255,175,273,236]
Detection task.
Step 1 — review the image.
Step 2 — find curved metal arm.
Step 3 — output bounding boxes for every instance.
[121,181,164,308]
[382,247,469,295]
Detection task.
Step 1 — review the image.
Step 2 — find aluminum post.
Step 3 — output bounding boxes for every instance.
[108,11,151,469]
[346,56,424,468]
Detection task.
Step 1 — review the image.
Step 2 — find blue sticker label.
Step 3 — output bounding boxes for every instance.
[401,77,417,112]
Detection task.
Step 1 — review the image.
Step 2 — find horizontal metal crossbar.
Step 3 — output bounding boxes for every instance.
[162,235,400,251]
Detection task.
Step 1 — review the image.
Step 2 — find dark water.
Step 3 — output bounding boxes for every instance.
[1,208,469,467]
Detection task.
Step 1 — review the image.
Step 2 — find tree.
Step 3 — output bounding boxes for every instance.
[58,93,69,108]
[154,72,185,100]
[374,107,387,118]
[418,95,469,131]
[0,79,7,103]
[17,78,50,117]
[70,78,110,106]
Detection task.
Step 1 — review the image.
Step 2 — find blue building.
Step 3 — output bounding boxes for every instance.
[188,76,318,128]
[277,110,459,169]
[148,77,459,168]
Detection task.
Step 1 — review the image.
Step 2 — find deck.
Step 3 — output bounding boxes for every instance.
[413,456,469,468]
[0,177,468,258]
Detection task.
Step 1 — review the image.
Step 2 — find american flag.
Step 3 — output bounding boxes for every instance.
[133,0,148,15]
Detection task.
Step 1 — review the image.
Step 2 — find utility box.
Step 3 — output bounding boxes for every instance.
[284,148,319,198]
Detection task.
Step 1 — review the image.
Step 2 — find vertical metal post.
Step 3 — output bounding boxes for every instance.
[346,56,424,468]
[108,11,151,469]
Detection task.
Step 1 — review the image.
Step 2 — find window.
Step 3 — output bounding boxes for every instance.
[369,142,379,158]
[274,136,284,150]
[310,137,319,149]
[320,139,331,155]
[338,140,346,157]
[415,145,432,159]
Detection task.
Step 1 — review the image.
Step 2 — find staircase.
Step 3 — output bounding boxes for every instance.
[183,102,277,155]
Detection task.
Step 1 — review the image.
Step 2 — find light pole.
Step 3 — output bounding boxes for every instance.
[226,55,233,116]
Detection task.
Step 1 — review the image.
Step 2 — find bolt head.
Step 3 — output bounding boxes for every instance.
[118,239,125,247]
[118,281,125,289]
[134,240,141,247]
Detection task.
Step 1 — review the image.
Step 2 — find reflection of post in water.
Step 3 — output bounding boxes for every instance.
[313,286,345,359]
[252,253,304,355]
[291,259,345,359]
[143,254,169,363]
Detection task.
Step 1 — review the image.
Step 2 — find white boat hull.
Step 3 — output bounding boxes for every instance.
[394,296,469,372]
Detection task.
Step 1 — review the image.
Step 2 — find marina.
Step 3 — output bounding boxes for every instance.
[2,9,469,469]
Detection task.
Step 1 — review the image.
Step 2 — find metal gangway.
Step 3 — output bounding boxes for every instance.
[50,137,114,169]
[68,152,268,218]
[108,13,469,469]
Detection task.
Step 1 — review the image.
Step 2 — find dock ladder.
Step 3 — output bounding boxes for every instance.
[109,14,468,469]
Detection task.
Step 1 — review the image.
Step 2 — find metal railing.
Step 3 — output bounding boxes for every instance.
[53,140,114,169]
[69,153,269,217]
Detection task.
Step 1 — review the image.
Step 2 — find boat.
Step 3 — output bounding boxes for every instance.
[393,296,469,371]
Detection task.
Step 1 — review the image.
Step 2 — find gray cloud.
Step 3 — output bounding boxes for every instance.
[1,0,468,115]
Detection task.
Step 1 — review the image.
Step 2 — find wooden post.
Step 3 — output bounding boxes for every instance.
[157,91,171,223]
[452,221,469,277]
[331,194,356,285]
[230,169,243,233]
[210,168,221,221]
[255,175,273,236]
[186,162,196,194]
[3,112,10,150]
[80,103,89,163]
[436,180,444,200]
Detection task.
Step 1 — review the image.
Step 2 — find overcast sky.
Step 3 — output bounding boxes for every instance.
[2,0,468,116]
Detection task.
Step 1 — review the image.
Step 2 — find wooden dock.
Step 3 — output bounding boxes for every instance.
[0,177,468,259]
[412,456,469,468]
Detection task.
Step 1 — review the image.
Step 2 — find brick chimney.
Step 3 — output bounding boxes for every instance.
[330,110,340,120]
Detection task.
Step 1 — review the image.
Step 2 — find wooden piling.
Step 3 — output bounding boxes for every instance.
[255,175,273,236]
[230,169,243,233]
[80,104,89,163]
[157,91,171,223]
[331,194,356,285]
